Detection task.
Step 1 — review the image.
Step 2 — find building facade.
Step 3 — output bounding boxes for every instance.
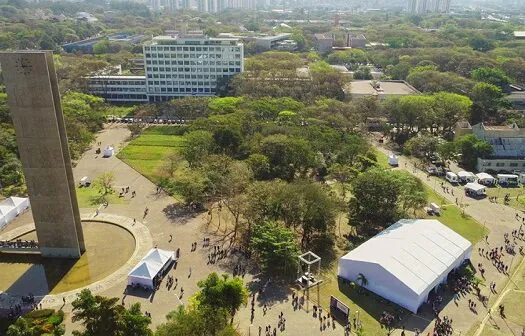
[469,123,525,173]
[87,33,244,102]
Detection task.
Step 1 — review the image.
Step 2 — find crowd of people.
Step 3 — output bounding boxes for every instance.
[0,239,38,249]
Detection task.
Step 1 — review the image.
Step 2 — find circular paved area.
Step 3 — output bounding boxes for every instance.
[0,213,153,309]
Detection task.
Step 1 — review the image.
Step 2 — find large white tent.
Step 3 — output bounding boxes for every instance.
[338,219,472,313]
[0,197,30,230]
[128,248,175,289]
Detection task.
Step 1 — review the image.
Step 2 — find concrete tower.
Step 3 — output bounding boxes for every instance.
[0,51,85,259]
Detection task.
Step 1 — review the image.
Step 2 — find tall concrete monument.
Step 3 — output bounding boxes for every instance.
[0,51,85,258]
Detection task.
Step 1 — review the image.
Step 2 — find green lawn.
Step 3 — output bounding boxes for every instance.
[75,185,127,208]
[486,185,525,212]
[117,127,185,181]
[420,185,488,244]
[374,149,389,168]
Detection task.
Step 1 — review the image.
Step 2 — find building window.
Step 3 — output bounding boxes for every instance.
[496,162,505,167]
[510,163,518,167]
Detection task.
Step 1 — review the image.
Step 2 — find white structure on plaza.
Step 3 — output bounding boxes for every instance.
[128,248,175,289]
[0,197,30,230]
[87,32,244,102]
[338,219,472,313]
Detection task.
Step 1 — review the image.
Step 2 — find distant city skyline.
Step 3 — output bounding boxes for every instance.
[408,0,451,14]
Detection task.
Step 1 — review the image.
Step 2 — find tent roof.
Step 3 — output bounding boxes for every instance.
[128,262,158,279]
[476,172,495,180]
[0,204,16,215]
[128,248,174,280]
[340,219,471,295]
[457,171,474,178]
[465,183,486,192]
[142,248,173,264]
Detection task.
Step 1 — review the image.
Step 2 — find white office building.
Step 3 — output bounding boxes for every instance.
[87,32,244,102]
[472,123,525,173]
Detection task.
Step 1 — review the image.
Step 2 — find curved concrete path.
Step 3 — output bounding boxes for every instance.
[0,213,153,309]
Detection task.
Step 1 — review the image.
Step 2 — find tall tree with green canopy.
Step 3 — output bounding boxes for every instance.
[471,67,510,89]
[6,317,34,336]
[181,130,214,167]
[431,92,472,136]
[471,82,506,123]
[455,134,493,171]
[71,289,152,336]
[194,273,248,324]
[155,305,237,336]
[251,221,300,275]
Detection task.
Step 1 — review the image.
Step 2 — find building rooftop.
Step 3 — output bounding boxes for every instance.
[347,80,419,95]
[514,31,525,38]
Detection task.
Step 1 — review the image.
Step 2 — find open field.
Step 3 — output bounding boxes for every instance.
[75,185,128,208]
[421,185,488,244]
[117,127,185,182]
[486,186,525,212]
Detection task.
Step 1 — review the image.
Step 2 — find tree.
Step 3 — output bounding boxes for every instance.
[160,152,181,178]
[93,39,110,54]
[353,66,373,80]
[455,134,493,171]
[471,82,505,123]
[469,35,495,52]
[71,289,152,336]
[356,273,368,288]
[195,273,248,324]
[213,128,241,156]
[180,131,214,167]
[348,168,426,234]
[471,67,510,89]
[260,134,316,181]
[155,305,237,336]
[328,163,355,201]
[94,171,115,196]
[246,154,270,180]
[6,317,33,336]
[432,92,472,136]
[404,135,439,159]
[128,124,146,139]
[251,221,300,275]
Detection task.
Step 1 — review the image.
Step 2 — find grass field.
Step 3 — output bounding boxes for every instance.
[117,127,186,181]
[76,185,127,208]
[420,185,488,244]
[486,186,525,212]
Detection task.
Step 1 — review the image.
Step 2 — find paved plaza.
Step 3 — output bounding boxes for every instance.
[1,127,524,336]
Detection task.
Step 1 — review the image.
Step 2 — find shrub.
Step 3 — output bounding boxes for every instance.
[47,313,63,326]
[24,309,54,319]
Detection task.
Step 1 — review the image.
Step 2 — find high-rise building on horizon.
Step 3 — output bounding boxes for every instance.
[408,0,450,14]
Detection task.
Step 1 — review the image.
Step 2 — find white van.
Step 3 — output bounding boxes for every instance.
[79,176,91,187]
[388,154,399,167]
[497,174,519,186]
[445,172,459,184]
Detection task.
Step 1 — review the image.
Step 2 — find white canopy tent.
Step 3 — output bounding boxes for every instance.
[457,171,476,183]
[476,172,495,184]
[128,248,175,289]
[338,219,472,313]
[0,197,30,230]
[465,183,486,196]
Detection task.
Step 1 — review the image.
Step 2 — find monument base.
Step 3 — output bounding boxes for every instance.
[40,247,82,259]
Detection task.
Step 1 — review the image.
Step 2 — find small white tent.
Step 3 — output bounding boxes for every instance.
[476,172,495,185]
[7,197,30,214]
[128,248,175,289]
[338,219,471,313]
[0,204,17,230]
[457,171,476,183]
[465,183,486,196]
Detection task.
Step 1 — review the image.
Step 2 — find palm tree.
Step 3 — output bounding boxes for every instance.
[6,317,34,336]
[356,273,368,288]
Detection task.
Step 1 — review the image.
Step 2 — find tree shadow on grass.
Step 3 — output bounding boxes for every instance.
[307,233,338,271]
